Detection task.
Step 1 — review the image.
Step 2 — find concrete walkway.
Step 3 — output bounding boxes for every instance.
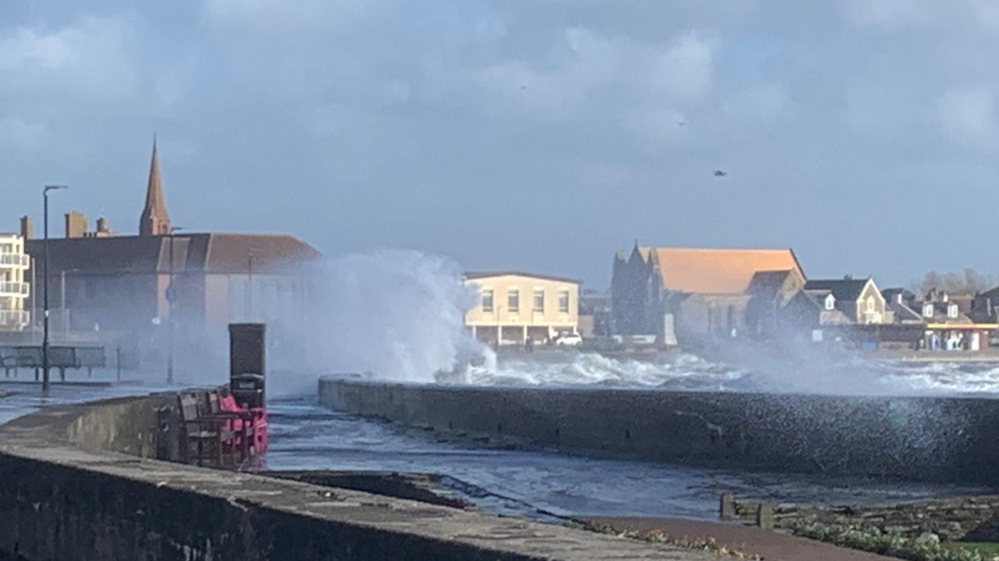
[586,517,898,561]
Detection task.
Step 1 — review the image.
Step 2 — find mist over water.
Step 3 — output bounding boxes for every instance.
[278,251,999,397]
[274,250,491,394]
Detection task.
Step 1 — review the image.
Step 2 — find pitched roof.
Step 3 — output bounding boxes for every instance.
[464,271,581,284]
[25,233,321,275]
[888,301,923,322]
[804,279,870,302]
[640,247,803,295]
[746,270,796,295]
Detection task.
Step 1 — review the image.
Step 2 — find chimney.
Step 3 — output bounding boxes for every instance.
[895,293,904,305]
[942,292,949,303]
[65,211,87,239]
[19,215,32,240]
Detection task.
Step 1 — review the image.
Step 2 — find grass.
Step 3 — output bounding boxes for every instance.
[790,522,999,561]
[955,544,999,558]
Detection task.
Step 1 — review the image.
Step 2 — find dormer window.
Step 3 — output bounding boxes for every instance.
[948,304,958,319]
[923,304,934,318]
[824,294,835,311]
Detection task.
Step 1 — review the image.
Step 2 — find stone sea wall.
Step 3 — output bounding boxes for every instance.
[319,378,999,484]
[0,390,711,561]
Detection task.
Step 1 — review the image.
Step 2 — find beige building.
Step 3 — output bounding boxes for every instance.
[0,232,31,331]
[464,271,580,345]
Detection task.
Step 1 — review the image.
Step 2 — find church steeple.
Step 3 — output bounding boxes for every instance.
[139,136,171,236]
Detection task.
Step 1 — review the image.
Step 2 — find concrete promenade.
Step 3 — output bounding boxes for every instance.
[0,390,716,561]
[318,378,999,484]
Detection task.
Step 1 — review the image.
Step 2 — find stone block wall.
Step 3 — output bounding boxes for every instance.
[0,390,713,561]
[319,378,999,485]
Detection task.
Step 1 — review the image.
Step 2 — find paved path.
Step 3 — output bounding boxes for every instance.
[586,516,898,561]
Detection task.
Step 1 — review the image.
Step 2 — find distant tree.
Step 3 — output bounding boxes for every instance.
[911,269,999,297]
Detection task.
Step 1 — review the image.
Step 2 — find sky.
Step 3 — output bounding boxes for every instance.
[3,0,999,289]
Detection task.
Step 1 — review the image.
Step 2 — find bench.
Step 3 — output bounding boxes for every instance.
[0,345,106,381]
[177,392,238,467]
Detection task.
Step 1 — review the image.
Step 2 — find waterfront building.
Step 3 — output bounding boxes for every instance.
[611,245,804,345]
[22,139,321,366]
[0,232,30,331]
[464,271,580,345]
[788,277,890,326]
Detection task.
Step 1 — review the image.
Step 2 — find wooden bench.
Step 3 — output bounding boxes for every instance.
[177,392,237,467]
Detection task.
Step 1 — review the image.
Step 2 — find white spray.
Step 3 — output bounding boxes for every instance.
[272,250,492,394]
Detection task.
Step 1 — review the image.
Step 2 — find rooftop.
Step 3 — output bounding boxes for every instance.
[464,271,581,284]
[638,247,803,295]
[804,279,872,301]
[25,232,321,275]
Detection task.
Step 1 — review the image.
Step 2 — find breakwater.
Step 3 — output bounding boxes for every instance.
[0,389,712,561]
[318,378,999,485]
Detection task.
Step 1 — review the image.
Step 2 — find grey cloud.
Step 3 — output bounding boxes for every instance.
[4,1,999,288]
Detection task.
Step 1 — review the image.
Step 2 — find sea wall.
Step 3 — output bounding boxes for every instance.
[0,390,711,561]
[318,378,999,485]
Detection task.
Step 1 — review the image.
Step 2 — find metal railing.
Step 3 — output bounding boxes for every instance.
[0,253,29,267]
[0,310,29,326]
[0,282,29,296]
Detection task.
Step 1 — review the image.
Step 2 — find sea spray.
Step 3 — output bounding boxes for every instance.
[270,250,491,394]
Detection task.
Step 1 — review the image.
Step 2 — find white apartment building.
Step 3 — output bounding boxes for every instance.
[0,233,31,331]
[464,271,580,345]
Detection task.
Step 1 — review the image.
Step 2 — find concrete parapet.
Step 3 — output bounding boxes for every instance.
[0,390,713,561]
[318,378,999,485]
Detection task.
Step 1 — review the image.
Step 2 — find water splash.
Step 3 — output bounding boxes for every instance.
[462,351,999,395]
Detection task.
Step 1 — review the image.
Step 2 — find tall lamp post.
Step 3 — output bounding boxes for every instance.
[247,249,259,321]
[167,226,185,385]
[42,184,68,393]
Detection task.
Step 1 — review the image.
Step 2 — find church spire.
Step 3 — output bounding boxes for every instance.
[139,135,171,236]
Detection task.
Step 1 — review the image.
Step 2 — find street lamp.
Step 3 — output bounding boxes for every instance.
[167,226,185,385]
[247,248,260,321]
[42,184,68,393]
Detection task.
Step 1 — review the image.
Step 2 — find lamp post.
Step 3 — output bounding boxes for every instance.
[42,184,68,393]
[247,249,259,321]
[167,226,185,385]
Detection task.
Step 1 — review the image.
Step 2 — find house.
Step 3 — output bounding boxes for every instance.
[911,290,988,351]
[971,287,999,323]
[463,271,580,345]
[0,231,30,332]
[611,245,804,344]
[881,288,923,324]
[744,269,807,338]
[878,288,991,351]
[797,278,889,325]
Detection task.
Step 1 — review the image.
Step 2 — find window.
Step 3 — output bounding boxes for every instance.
[481,289,493,312]
[866,296,875,313]
[508,289,519,313]
[923,304,934,318]
[825,295,835,311]
[948,304,958,319]
[558,290,570,313]
[533,289,544,312]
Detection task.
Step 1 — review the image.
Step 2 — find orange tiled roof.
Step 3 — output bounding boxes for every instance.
[642,247,803,295]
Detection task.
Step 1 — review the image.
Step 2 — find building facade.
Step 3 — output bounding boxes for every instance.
[793,278,890,326]
[464,272,579,345]
[20,139,321,369]
[0,233,30,331]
